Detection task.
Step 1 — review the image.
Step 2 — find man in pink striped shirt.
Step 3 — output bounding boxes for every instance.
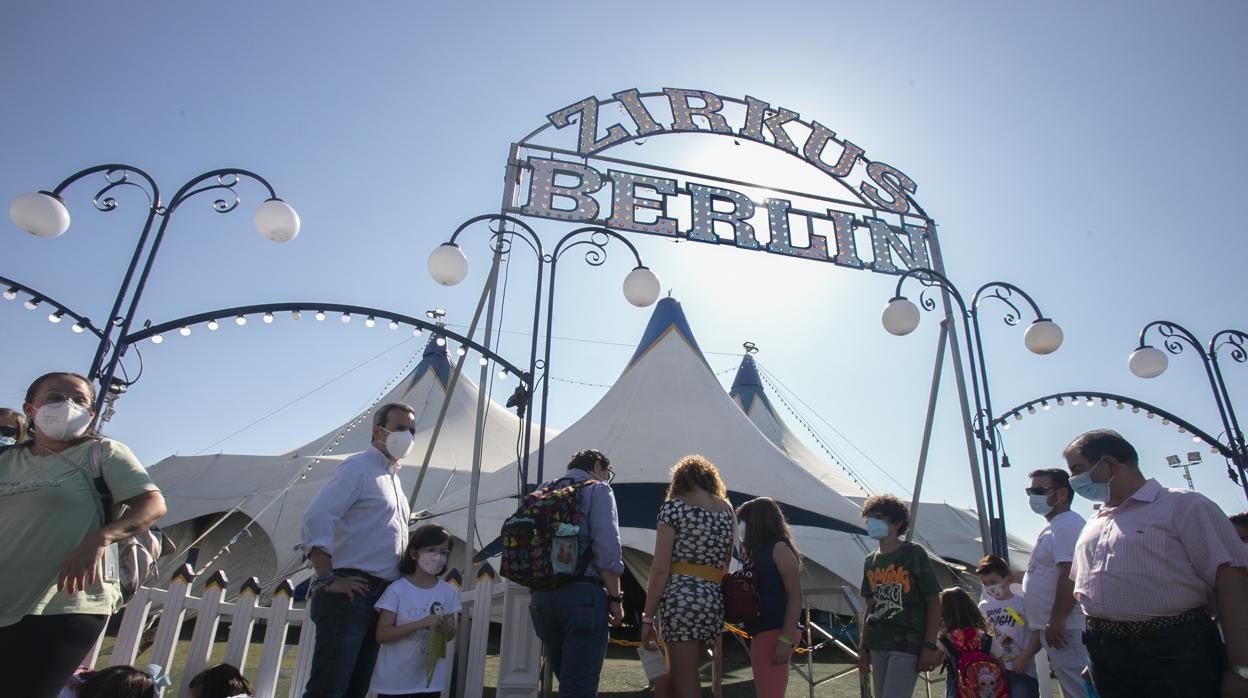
[1064,429,1248,698]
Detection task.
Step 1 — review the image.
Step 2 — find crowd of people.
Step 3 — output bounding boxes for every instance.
[4,372,1248,698]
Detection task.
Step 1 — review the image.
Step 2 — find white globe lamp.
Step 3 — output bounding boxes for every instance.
[622,266,661,307]
[1024,319,1064,355]
[10,191,70,238]
[253,199,300,242]
[1129,345,1169,379]
[882,297,921,336]
[428,243,468,286]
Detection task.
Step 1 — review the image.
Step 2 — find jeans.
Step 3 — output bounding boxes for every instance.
[1083,615,1224,698]
[869,650,920,698]
[303,581,387,698]
[529,581,609,698]
[1007,670,1041,698]
[1042,628,1090,698]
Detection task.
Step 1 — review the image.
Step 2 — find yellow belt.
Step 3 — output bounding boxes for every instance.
[670,561,723,584]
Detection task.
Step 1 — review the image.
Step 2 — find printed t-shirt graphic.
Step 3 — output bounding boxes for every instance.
[860,542,940,653]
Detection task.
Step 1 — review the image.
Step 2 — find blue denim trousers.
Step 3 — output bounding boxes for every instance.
[529,581,610,698]
[303,581,386,698]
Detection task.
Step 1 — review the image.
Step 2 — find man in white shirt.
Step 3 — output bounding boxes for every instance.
[1020,467,1089,698]
[300,402,415,698]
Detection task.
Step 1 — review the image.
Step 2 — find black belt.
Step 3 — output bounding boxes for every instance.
[335,568,388,587]
[1086,608,1207,637]
[566,576,605,588]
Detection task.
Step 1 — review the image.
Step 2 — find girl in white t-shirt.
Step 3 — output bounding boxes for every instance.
[372,525,461,698]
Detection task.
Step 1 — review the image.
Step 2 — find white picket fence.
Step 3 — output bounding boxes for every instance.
[90,563,522,698]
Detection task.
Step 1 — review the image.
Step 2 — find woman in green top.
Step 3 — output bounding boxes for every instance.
[857,494,943,698]
[0,372,166,697]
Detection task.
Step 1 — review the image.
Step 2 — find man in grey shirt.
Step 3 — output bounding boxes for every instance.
[528,449,625,697]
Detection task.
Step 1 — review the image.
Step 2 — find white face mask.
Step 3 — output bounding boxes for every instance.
[35,401,93,441]
[418,551,448,576]
[983,583,1009,600]
[383,428,415,461]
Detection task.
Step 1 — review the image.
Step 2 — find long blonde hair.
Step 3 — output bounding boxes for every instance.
[665,454,726,500]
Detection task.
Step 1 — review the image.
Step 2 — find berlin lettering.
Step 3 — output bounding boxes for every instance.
[507,88,934,276]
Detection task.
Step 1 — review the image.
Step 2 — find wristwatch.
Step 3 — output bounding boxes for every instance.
[314,571,334,587]
[607,595,623,604]
[1231,665,1248,680]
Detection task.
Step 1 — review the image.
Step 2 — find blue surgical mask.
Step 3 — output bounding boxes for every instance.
[1028,494,1053,516]
[1070,458,1111,502]
[865,517,890,540]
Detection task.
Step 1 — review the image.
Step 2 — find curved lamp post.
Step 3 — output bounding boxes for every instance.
[429,216,659,485]
[1129,321,1248,500]
[8,164,299,419]
[882,268,1062,559]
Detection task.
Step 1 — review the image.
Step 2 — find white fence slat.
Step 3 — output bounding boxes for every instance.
[179,572,229,696]
[110,586,160,666]
[148,567,196,676]
[289,610,317,698]
[461,570,495,698]
[223,578,263,671]
[495,581,541,698]
[253,581,298,698]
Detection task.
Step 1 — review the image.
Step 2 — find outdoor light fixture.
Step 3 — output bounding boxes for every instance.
[179,326,191,336]
[428,243,469,286]
[315,310,326,321]
[8,191,71,238]
[48,311,63,323]
[150,334,163,344]
[881,297,920,336]
[208,320,220,330]
[341,313,351,323]
[479,357,488,366]
[388,320,399,330]
[412,326,422,336]
[235,315,247,326]
[436,336,446,347]
[71,323,85,334]
[263,312,274,324]
[365,316,376,328]
[456,346,467,356]
[1128,345,1168,378]
[24,298,40,310]
[292,310,302,320]
[251,199,301,242]
[1024,320,1064,355]
[622,266,661,307]
[3,287,17,300]
[1130,320,1248,502]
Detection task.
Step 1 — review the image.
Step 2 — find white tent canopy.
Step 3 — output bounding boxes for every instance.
[429,297,889,611]
[151,334,548,591]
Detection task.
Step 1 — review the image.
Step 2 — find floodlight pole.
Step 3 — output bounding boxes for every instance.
[1132,322,1248,501]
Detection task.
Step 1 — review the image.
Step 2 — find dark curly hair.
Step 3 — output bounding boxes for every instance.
[666,454,726,500]
[188,662,252,698]
[860,494,910,535]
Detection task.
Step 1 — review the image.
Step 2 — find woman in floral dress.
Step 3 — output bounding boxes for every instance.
[641,455,735,698]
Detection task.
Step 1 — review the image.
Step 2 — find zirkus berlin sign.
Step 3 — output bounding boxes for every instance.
[504,88,937,276]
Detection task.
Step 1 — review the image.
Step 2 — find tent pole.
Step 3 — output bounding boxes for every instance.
[906,319,948,543]
[925,226,992,555]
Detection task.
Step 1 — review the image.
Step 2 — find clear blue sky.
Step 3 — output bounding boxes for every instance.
[3,0,1246,546]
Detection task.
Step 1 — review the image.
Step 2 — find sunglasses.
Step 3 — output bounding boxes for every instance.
[1024,486,1056,496]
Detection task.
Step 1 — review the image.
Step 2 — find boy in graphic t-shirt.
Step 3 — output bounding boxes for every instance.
[858,495,943,698]
[976,555,1040,698]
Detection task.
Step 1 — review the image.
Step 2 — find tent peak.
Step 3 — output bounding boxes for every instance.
[728,354,769,413]
[627,296,705,369]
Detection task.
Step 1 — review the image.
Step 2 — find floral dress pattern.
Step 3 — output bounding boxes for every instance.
[656,498,735,643]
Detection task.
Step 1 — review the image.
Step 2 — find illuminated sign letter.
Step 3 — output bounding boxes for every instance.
[612,88,665,137]
[607,170,679,237]
[548,97,630,156]
[860,162,917,215]
[764,199,828,261]
[521,158,603,221]
[664,88,734,134]
[866,218,930,274]
[740,96,799,153]
[802,122,863,178]
[687,184,760,249]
